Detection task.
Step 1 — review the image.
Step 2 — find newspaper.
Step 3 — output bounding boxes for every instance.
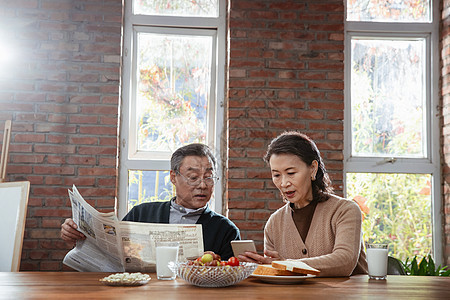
[63,185,204,272]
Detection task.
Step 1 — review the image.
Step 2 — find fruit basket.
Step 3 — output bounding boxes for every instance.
[169,261,258,288]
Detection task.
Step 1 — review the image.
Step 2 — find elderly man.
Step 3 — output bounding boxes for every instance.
[61,143,240,260]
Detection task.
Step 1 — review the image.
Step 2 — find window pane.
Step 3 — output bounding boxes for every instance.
[133,0,218,17]
[350,38,426,158]
[347,0,431,22]
[136,32,212,153]
[128,170,174,211]
[346,173,432,261]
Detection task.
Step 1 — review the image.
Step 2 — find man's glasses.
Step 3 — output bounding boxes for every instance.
[176,171,219,186]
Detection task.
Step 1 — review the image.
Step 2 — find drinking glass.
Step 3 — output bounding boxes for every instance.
[155,241,179,280]
[366,243,388,280]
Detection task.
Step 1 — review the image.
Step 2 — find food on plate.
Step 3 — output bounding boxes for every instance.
[188,252,240,267]
[271,260,320,276]
[99,272,150,286]
[253,264,298,276]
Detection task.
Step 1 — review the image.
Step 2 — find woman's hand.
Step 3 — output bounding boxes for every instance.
[238,249,282,264]
[60,218,86,247]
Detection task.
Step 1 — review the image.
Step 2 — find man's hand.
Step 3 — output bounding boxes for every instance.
[60,218,86,247]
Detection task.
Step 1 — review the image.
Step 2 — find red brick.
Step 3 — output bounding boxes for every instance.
[229,79,266,88]
[100,116,119,125]
[98,177,116,186]
[80,105,118,115]
[227,190,246,199]
[269,2,305,10]
[228,180,264,189]
[78,146,116,155]
[34,145,76,154]
[229,99,266,108]
[228,210,245,220]
[39,261,63,271]
[228,118,265,129]
[44,176,64,185]
[248,211,271,220]
[78,167,116,176]
[234,221,265,230]
[246,170,271,179]
[13,134,46,143]
[268,119,306,129]
[29,250,50,260]
[47,155,67,164]
[65,177,97,186]
[12,154,45,163]
[247,109,277,118]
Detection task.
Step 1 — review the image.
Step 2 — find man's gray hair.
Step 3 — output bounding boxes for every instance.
[170,143,216,172]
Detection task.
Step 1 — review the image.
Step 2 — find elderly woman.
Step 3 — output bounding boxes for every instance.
[239,131,368,277]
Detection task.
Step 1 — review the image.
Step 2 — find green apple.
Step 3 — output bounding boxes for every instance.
[200,253,213,263]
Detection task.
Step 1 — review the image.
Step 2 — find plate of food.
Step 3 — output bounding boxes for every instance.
[250,260,319,284]
[100,272,151,286]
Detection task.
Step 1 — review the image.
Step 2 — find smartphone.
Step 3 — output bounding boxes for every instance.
[231,240,257,257]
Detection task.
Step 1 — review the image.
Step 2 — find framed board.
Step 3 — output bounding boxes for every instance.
[0,181,30,271]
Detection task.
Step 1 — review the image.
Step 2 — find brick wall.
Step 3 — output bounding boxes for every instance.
[0,0,122,270]
[227,0,345,251]
[0,0,448,271]
[442,0,450,266]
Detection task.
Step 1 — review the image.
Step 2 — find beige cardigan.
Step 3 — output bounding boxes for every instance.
[264,195,368,277]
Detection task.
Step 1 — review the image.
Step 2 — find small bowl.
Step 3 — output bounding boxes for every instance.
[169,261,258,288]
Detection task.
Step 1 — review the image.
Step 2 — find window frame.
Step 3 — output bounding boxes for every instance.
[343,1,442,265]
[118,0,226,219]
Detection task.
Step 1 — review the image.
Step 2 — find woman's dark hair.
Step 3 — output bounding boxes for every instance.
[171,143,216,173]
[263,131,333,202]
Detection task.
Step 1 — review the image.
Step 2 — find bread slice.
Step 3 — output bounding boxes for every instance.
[253,264,298,276]
[271,260,320,276]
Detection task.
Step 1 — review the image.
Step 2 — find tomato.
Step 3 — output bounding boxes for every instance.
[227,257,239,266]
[220,261,227,266]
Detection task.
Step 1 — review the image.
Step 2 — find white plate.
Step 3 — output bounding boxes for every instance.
[99,273,151,286]
[100,278,150,286]
[250,273,316,284]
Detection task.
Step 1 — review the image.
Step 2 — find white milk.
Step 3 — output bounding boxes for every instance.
[156,245,179,280]
[367,247,388,278]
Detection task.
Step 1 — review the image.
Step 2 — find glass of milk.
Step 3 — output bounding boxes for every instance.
[366,243,388,280]
[155,241,179,280]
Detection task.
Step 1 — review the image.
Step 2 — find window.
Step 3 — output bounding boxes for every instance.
[344,0,441,264]
[119,0,225,218]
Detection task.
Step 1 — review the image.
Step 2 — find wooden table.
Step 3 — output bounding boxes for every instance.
[0,272,449,299]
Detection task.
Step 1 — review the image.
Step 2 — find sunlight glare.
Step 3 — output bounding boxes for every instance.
[0,43,16,64]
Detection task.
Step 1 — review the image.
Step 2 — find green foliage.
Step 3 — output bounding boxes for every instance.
[349,173,432,261]
[136,33,210,152]
[401,255,450,277]
[138,62,206,151]
[128,170,173,211]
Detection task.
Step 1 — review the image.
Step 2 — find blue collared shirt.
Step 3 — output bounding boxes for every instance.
[169,198,206,224]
